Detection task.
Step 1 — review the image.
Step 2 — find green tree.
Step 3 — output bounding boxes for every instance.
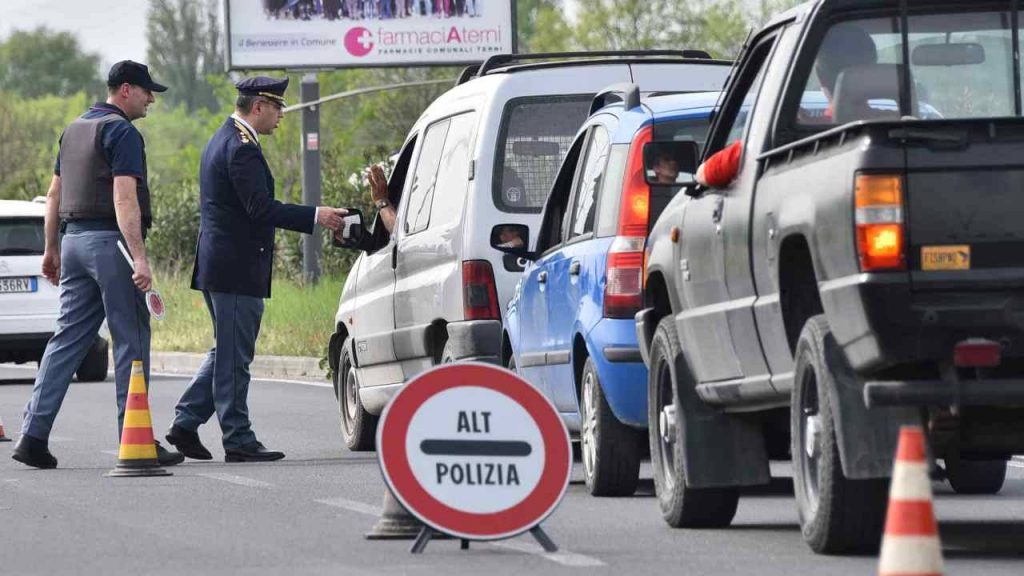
[146,0,225,112]
[517,0,571,53]
[0,28,102,99]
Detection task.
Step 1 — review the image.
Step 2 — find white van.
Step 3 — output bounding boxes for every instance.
[329,51,731,450]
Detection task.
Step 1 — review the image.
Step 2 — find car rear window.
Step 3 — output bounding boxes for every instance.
[0,218,44,256]
[493,95,593,213]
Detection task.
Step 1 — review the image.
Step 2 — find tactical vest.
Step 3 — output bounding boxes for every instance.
[58,112,152,231]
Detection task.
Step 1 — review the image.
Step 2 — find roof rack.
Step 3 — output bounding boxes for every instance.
[455,64,481,86]
[475,50,715,79]
[590,83,641,115]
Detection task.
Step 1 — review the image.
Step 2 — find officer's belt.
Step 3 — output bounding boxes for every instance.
[62,219,148,239]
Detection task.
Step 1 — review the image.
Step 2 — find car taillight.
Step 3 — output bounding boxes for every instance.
[463,260,500,320]
[604,126,652,319]
[855,174,906,271]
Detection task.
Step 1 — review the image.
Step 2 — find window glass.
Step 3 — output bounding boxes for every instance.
[427,113,477,230]
[0,218,44,255]
[403,119,450,235]
[653,115,713,154]
[494,95,593,213]
[569,126,610,238]
[794,12,1015,127]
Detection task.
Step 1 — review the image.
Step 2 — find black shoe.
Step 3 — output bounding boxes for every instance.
[155,441,185,466]
[225,441,285,463]
[165,425,212,460]
[12,434,57,469]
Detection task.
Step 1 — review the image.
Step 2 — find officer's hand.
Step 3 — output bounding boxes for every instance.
[133,258,153,292]
[317,207,348,231]
[367,165,388,203]
[42,250,60,286]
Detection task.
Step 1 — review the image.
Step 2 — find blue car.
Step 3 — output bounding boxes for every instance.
[498,89,719,496]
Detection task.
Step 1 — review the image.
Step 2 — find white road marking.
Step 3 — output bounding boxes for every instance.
[317,497,383,516]
[490,539,607,568]
[198,472,274,489]
[150,371,332,388]
[101,450,119,456]
[1009,461,1024,470]
[315,497,605,567]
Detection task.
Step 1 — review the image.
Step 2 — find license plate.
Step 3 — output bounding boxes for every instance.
[0,276,37,293]
[921,245,971,271]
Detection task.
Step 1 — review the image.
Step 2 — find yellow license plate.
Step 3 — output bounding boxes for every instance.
[921,245,971,271]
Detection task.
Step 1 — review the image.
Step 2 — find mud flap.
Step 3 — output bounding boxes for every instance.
[825,337,921,480]
[677,354,771,489]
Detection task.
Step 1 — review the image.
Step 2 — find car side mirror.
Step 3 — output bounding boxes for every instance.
[331,208,365,250]
[490,223,535,262]
[643,141,699,186]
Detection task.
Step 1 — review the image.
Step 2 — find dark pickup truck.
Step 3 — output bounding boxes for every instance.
[636,0,1024,554]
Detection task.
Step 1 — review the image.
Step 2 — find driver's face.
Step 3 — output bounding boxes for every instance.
[653,158,680,184]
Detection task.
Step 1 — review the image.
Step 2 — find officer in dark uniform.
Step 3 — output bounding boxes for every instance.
[12,61,184,469]
[165,77,347,462]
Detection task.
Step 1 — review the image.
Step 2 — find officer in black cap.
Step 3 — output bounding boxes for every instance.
[13,60,184,469]
[165,76,348,463]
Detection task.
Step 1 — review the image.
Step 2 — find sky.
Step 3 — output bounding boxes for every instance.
[0,0,150,68]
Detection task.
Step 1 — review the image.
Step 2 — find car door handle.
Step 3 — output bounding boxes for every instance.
[712,196,724,224]
[538,271,548,284]
[569,261,581,276]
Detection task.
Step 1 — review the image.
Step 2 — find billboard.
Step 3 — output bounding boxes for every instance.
[226,0,516,70]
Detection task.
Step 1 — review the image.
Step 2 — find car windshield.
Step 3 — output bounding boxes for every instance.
[0,218,44,256]
[795,10,1023,127]
[494,95,592,213]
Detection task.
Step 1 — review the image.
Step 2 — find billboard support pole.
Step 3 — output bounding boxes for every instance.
[300,73,322,284]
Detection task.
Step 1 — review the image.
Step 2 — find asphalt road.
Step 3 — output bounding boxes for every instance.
[1,364,1023,575]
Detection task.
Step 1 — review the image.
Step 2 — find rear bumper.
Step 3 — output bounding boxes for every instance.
[588,318,648,429]
[819,273,1024,373]
[865,377,1024,407]
[446,320,502,364]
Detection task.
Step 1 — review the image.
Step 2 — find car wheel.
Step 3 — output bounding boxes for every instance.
[76,337,109,382]
[946,458,1007,495]
[506,353,516,372]
[579,356,642,496]
[649,316,739,527]
[792,315,888,554]
[338,343,377,452]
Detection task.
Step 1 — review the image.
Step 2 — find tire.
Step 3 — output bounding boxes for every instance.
[76,337,109,382]
[648,316,739,527]
[791,315,888,555]
[946,458,1007,495]
[506,353,516,372]
[337,343,378,452]
[579,356,642,496]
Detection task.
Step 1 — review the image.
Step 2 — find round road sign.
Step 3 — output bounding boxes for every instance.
[377,362,572,541]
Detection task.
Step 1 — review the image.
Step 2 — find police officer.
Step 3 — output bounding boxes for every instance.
[12,61,184,469]
[165,77,347,462]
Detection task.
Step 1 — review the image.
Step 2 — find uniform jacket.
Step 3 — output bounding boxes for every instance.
[191,117,315,298]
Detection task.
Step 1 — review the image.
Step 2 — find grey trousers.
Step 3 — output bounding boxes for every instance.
[172,290,263,450]
[21,230,150,441]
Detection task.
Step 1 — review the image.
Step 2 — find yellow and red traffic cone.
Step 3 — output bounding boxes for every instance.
[878,425,943,576]
[107,361,171,477]
[0,414,11,442]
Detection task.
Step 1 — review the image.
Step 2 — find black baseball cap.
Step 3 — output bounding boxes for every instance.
[107,60,168,93]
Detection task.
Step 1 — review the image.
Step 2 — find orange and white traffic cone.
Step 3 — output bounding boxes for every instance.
[107,361,171,477]
[0,414,11,442]
[878,425,943,576]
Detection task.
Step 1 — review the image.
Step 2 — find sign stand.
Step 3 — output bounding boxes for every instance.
[410,525,558,555]
[374,363,572,557]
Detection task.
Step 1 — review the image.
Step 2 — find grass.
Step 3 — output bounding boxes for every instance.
[151,271,345,358]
